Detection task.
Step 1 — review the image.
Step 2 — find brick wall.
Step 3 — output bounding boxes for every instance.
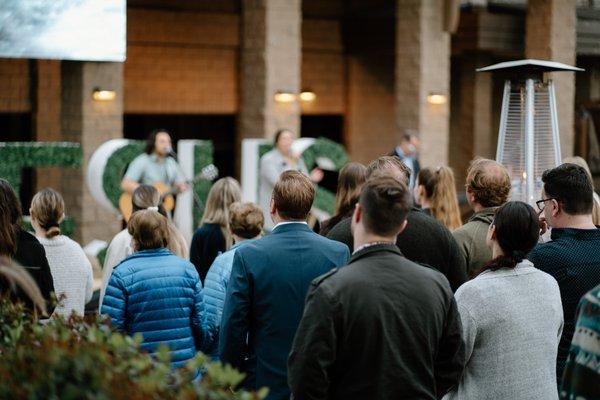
[0,58,30,113]
[125,9,239,114]
[301,19,345,116]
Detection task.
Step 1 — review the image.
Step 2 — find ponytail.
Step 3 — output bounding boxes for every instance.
[475,201,540,277]
[418,167,462,231]
[30,188,65,239]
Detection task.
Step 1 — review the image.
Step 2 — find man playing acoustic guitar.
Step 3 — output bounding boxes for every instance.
[120,129,188,219]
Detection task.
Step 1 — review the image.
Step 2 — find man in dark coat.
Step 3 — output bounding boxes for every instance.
[326,156,467,292]
[288,175,465,400]
[219,171,349,400]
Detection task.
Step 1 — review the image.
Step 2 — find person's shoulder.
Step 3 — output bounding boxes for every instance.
[528,240,562,263]
[18,229,40,244]
[407,209,449,234]
[326,216,351,237]
[132,153,150,162]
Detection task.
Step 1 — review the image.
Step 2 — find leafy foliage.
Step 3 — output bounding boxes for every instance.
[0,142,82,195]
[0,298,266,400]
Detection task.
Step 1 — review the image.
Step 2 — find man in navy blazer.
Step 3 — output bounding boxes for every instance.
[219,170,349,400]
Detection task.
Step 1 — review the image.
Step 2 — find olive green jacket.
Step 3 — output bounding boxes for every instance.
[452,208,496,278]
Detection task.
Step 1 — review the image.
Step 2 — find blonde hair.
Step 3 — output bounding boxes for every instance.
[563,156,600,225]
[417,166,462,231]
[201,177,242,248]
[30,188,65,239]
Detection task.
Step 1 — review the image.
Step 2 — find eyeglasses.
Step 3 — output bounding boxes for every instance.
[536,198,555,212]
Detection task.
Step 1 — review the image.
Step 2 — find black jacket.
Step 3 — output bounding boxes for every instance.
[12,229,55,313]
[190,223,226,284]
[288,244,465,400]
[325,209,468,292]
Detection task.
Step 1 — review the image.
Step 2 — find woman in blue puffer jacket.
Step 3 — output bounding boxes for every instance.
[102,209,215,370]
[202,202,264,359]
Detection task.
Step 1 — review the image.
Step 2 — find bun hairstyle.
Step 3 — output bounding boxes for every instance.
[359,175,412,237]
[30,188,65,239]
[417,166,462,231]
[479,201,540,275]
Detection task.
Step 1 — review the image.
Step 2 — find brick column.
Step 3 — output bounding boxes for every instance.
[239,0,301,144]
[526,0,577,157]
[450,54,494,187]
[32,60,63,191]
[61,62,123,244]
[395,0,451,167]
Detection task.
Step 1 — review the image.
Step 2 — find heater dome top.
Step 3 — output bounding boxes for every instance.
[477,59,584,74]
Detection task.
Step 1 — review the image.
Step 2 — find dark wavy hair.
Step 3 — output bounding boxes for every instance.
[145,128,170,155]
[478,201,540,275]
[0,179,22,256]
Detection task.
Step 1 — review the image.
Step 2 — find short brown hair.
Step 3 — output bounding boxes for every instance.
[229,202,264,239]
[466,158,511,208]
[128,210,170,251]
[359,175,412,236]
[272,170,315,220]
[367,156,411,185]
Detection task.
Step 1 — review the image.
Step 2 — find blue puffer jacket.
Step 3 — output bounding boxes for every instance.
[203,240,255,359]
[101,248,214,369]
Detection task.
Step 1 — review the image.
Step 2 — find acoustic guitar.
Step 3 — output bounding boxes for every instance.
[119,164,218,221]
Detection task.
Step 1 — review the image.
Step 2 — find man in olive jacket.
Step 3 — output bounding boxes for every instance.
[452,158,511,277]
[288,175,465,400]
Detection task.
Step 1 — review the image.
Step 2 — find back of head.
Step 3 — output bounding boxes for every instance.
[359,175,412,236]
[272,170,315,221]
[132,184,166,216]
[542,163,593,216]
[229,202,264,239]
[128,210,170,251]
[367,156,411,185]
[202,177,242,247]
[335,162,368,216]
[481,201,540,274]
[30,188,65,239]
[418,166,462,230]
[466,158,511,208]
[0,179,22,256]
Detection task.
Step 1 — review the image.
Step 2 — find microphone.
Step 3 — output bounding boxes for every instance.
[166,146,177,158]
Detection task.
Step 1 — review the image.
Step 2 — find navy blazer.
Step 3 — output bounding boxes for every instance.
[219,223,349,400]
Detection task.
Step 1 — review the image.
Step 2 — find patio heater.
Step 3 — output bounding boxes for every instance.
[477,59,584,206]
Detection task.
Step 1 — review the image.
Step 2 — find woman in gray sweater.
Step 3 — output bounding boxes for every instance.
[444,201,563,400]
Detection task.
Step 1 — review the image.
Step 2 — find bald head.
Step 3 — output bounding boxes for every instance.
[367,156,411,185]
[466,158,511,208]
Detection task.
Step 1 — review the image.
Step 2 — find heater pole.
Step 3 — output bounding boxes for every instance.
[524,78,536,205]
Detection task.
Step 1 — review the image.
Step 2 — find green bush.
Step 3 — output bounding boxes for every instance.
[0,299,267,400]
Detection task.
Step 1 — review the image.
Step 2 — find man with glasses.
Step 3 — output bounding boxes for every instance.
[528,163,600,385]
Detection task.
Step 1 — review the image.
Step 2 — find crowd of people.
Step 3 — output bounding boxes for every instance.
[0,134,599,399]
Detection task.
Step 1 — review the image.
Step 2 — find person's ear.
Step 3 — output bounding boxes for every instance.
[397,219,408,235]
[551,199,560,217]
[489,224,497,240]
[269,198,276,215]
[58,213,65,224]
[353,203,362,224]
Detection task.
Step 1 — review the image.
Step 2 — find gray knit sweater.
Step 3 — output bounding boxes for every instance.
[36,235,93,317]
[444,260,563,400]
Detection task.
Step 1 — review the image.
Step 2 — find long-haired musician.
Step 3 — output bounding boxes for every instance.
[120,129,188,195]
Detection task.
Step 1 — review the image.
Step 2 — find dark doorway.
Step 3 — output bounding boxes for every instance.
[124,114,236,179]
[301,114,344,143]
[0,112,34,208]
